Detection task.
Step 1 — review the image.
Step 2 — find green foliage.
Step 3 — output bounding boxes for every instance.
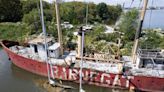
[23,9,40,25]
[96,3,109,21]
[0,0,123,51]
[22,8,53,34]
[85,25,109,53]
[108,5,122,24]
[46,21,58,39]
[118,9,139,41]
[22,0,50,14]
[98,33,119,42]
[51,2,122,25]
[0,22,29,42]
[22,9,41,34]
[0,0,23,22]
[58,2,86,24]
[121,42,133,55]
[22,0,39,14]
[1,0,122,25]
[85,25,105,43]
[140,30,164,49]
[159,37,164,48]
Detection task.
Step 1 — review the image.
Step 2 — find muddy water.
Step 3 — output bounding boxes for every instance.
[0,49,128,92]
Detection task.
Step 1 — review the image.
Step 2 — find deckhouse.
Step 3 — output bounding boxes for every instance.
[28,33,60,60]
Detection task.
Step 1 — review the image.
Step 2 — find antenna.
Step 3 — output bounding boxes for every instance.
[132,0,148,63]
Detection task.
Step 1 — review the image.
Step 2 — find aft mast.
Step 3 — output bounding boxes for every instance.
[132,0,148,63]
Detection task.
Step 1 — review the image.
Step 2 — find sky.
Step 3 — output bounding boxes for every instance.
[44,0,164,7]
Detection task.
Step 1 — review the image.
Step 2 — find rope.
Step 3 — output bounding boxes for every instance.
[138,0,142,9]
[129,0,134,8]
[149,0,154,28]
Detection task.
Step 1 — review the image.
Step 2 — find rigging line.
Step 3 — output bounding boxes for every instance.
[149,0,154,28]
[129,0,134,8]
[138,0,142,9]
[122,2,125,9]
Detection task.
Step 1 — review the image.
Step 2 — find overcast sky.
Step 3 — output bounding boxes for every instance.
[44,0,164,7]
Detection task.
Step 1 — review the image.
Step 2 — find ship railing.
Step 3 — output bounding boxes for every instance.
[76,56,124,63]
[150,58,161,76]
[137,49,164,60]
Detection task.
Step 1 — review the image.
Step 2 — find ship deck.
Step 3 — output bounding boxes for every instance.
[9,45,164,78]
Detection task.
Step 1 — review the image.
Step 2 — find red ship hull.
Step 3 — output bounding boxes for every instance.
[1,40,164,92]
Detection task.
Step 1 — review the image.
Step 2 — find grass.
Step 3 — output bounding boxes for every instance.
[0,22,30,43]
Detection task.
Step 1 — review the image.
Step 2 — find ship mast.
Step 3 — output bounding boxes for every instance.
[39,0,54,84]
[132,0,148,63]
[55,0,63,56]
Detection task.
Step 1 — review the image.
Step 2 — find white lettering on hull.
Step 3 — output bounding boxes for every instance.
[62,67,67,80]
[69,69,78,80]
[101,73,110,84]
[52,66,134,88]
[113,75,121,86]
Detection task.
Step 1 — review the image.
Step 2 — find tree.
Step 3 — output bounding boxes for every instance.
[140,30,162,49]
[87,3,97,23]
[22,0,39,14]
[96,3,109,22]
[0,0,23,22]
[58,2,85,24]
[22,0,50,14]
[118,9,139,41]
[159,37,164,49]
[108,5,122,24]
[22,9,41,34]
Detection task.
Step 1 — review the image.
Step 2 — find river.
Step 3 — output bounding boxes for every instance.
[0,49,128,92]
[124,9,164,30]
[143,10,164,29]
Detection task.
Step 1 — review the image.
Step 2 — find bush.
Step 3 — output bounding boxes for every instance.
[0,22,29,43]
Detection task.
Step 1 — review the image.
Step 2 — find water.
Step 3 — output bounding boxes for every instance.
[0,49,128,92]
[143,10,164,29]
[124,9,164,29]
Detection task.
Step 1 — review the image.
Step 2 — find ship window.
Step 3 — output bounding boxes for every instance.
[34,45,38,53]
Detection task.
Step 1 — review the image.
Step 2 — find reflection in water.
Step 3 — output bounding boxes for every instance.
[0,50,128,92]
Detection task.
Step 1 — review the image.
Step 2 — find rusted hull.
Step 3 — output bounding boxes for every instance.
[1,41,164,92]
